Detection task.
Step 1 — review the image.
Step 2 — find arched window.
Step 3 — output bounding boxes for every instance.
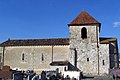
[22,53,24,61]
[81,27,87,39]
[42,53,44,61]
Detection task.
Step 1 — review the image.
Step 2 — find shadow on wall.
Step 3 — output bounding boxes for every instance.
[68,63,80,71]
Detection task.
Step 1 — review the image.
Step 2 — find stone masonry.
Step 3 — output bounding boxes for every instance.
[0,11,119,75]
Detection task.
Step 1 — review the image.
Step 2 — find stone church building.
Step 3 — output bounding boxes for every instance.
[0,11,119,75]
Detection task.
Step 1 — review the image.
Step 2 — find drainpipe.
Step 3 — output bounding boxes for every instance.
[74,48,77,67]
[2,46,5,66]
[96,25,100,75]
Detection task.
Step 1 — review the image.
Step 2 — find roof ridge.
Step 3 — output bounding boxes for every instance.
[68,11,100,26]
[100,37,117,39]
[7,38,69,41]
[0,38,69,47]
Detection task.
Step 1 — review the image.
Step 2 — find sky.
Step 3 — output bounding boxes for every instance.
[0,0,120,52]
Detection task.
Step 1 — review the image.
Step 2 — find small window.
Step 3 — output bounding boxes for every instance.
[42,53,44,61]
[103,60,105,65]
[22,53,24,61]
[81,27,87,39]
[87,58,89,62]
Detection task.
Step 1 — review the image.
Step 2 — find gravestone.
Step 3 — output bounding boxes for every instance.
[41,71,46,80]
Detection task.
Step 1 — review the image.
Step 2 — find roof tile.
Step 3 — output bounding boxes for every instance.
[0,37,117,47]
[68,11,100,26]
[0,38,69,46]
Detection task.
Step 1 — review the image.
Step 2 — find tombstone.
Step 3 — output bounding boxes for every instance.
[56,68,59,74]
[28,73,36,80]
[65,75,70,80]
[72,77,77,80]
[32,75,39,80]
[49,75,56,80]
[41,71,46,80]
[56,68,60,79]
[13,72,23,80]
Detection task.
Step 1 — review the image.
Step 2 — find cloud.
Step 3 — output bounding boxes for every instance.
[113,22,120,27]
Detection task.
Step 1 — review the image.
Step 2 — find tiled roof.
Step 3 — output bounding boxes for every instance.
[50,61,69,66]
[0,38,69,46]
[0,37,117,47]
[100,37,117,44]
[68,11,100,26]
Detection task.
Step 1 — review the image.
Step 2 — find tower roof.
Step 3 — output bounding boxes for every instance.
[68,11,101,26]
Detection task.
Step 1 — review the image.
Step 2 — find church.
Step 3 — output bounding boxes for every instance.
[0,11,119,75]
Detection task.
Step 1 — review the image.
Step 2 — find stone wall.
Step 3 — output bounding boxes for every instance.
[3,45,70,72]
[69,25,101,75]
[76,43,98,74]
[99,44,109,74]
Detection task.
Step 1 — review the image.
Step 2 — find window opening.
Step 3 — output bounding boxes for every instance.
[81,27,87,39]
[22,53,24,61]
[42,53,44,61]
[103,60,105,65]
[87,58,89,62]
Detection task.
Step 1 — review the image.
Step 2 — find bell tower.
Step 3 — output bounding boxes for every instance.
[68,11,101,74]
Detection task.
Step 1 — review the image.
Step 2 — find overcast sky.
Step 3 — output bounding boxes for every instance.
[0,0,120,52]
